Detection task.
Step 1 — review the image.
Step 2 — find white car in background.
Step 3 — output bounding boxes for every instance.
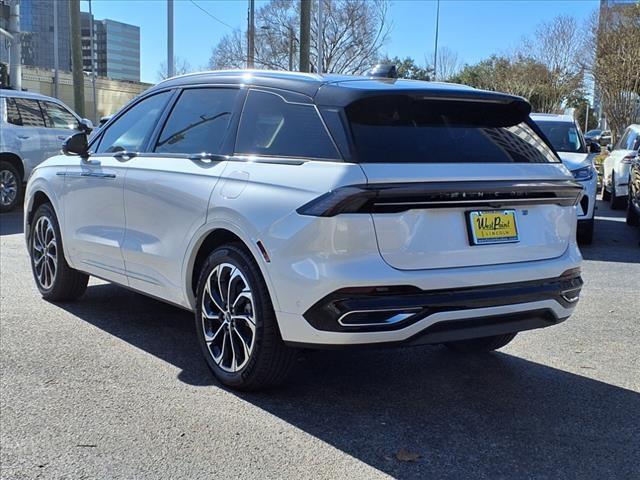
[0,89,92,212]
[602,124,640,209]
[531,113,599,244]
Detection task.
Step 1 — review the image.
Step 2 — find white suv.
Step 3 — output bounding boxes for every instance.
[603,124,640,209]
[24,71,584,390]
[0,90,91,212]
[531,113,599,244]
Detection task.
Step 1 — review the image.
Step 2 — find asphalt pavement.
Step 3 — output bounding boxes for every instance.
[1,199,639,479]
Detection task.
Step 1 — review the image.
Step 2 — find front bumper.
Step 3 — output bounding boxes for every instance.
[279,270,582,348]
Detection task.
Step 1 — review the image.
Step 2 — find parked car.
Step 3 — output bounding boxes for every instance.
[602,124,640,209]
[585,129,612,146]
[24,71,584,390]
[0,89,93,212]
[626,147,640,227]
[531,113,599,244]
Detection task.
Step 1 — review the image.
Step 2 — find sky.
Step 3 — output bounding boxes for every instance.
[83,0,600,84]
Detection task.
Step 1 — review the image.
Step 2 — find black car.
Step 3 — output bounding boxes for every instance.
[585,129,612,146]
[627,148,640,227]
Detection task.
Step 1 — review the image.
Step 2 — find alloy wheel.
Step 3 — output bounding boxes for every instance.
[32,216,58,290]
[0,169,18,207]
[201,262,256,373]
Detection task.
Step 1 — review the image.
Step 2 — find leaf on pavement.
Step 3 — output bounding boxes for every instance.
[395,448,421,462]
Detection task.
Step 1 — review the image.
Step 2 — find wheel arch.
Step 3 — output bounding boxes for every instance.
[183,223,279,312]
[0,152,25,182]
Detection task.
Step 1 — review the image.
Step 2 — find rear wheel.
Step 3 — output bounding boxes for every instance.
[0,161,21,213]
[444,333,517,353]
[577,218,594,245]
[29,203,89,301]
[610,173,626,209]
[602,181,611,201]
[626,191,639,226]
[195,244,296,391]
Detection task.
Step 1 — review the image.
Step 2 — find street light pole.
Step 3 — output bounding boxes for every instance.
[8,0,21,90]
[167,0,174,77]
[89,0,97,121]
[433,0,440,81]
[317,0,323,73]
[247,0,255,68]
[53,0,59,97]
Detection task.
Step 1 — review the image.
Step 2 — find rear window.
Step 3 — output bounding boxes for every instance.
[534,120,586,154]
[345,95,558,163]
[236,90,339,160]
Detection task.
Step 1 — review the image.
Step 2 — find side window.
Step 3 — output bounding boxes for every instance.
[628,130,640,151]
[42,101,79,130]
[155,88,238,155]
[14,98,46,127]
[96,91,171,154]
[616,129,630,150]
[5,98,22,125]
[236,90,339,160]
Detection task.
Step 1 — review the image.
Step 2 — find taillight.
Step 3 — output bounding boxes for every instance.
[621,155,635,165]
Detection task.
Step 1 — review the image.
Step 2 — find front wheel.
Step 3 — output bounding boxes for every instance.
[627,192,640,226]
[610,173,626,209]
[29,203,89,301]
[195,244,297,391]
[577,218,594,245]
[444,333,517,353]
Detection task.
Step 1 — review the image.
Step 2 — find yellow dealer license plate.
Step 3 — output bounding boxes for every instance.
[468,210,519,245]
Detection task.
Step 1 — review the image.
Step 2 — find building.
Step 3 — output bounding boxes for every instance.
[81,12,140,82]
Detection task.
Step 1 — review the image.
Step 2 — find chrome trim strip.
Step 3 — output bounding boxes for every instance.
[59,172,116,179]
[337,308,422,327]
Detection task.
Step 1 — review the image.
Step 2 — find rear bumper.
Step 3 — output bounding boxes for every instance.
[278,270,582,348]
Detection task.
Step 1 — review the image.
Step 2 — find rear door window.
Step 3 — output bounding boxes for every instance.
[96,91,171,154]
[155,88,239,155]
[5,98,22,125]
[41,101,79,130]
[236,90,339,160]
[346,95,558,163]
[13,98,46,127]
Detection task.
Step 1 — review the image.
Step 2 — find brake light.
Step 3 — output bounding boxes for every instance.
[621,155,635,165]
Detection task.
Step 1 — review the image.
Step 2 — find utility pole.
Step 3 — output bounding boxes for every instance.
[70,0,84,116]
[288,26,294,71]
[247,0,255,68]
[8,0,21,90]
[167,0,174,77]
[89,0,97,121]
[584,102,589,133]
[317,0,323,73]
[432,0,440,81]
[53,0,59,98]
[299,0,310,72]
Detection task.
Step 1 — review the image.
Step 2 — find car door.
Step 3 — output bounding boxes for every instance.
[9,97,50,178]
[120,87,243,305]
[40,100,82,157]
[62,90,173,285]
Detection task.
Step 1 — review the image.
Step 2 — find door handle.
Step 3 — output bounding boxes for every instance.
[17,135,30,139]
[113,151,137,161]
[58,135,68,140]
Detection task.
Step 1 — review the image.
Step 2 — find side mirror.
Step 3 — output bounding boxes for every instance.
[606,144,613,152]
[588,141,601,154]
[78,118,94,134]
[62,132,89,158]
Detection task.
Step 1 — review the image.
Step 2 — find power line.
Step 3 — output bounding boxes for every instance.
[189,0,234,30]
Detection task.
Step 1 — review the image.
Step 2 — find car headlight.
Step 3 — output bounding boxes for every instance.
[571,166,594,181]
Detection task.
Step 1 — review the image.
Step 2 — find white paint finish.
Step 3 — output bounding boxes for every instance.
[61,156,128,285]
[121,156,227,305]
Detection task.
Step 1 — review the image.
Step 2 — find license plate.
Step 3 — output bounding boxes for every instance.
[467,210,519,245]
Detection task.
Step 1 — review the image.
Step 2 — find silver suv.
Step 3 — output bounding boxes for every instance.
[0,89,91,212]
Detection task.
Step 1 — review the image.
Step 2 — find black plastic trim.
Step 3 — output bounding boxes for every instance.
[297,179,583,217]
[303,272,583,333]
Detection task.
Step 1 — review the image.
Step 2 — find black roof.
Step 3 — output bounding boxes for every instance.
[150,69,530,111]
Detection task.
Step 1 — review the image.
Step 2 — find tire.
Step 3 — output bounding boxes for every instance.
[195,243,297,391]
[0,161,22,213]
[29,203,89,301]
[609,173,626,209]
[626,192,639,226]
[602,182,611,201]
[444,333,517,353]
[577,218,594,245]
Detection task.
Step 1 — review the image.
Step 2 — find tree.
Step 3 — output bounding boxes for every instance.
[157,57,194,81]
[380,56,431,81]
[209,0,390,74]
[586,3,640,140]
[435,46,461,81]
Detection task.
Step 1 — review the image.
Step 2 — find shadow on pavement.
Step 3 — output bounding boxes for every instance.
[57,282,640,479]
[580,199,640,263]
[0,207,24,236]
